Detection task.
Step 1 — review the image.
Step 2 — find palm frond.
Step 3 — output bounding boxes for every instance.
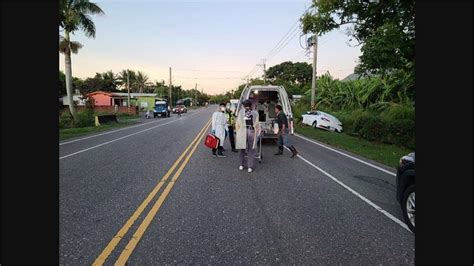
[78,13,96,38]
[59,35,83,54]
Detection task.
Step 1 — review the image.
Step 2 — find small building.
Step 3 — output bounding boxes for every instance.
[291,95,303,104]
[61,94,86,106]
[112,93,159,111]
[178,97,193,106]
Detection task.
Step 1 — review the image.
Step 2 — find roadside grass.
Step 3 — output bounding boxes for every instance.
[295,124,411,169]
[59,120,138,141]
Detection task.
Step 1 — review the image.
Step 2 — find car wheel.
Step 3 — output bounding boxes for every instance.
[312,121,317,128]
[401,185,415,233]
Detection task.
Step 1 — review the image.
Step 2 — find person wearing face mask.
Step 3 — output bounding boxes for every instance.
[235,100,261,173]
[211,103,229,157]
[225,101,237,152]
[274,104,298,158]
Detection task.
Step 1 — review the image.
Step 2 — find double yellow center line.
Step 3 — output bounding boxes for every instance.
[93,119,211,265]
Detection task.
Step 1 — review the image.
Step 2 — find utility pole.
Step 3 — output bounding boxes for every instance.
[194,83,197,106]
[310,35,318,111]
[169,67,172,107]
[257,59,266,84]
[127,69,131,113]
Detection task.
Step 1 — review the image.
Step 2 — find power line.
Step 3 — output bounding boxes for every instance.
[266,27,301,63]
[245,5,311,79]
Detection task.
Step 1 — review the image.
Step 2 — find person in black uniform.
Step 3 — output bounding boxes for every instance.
[274,104,298,158]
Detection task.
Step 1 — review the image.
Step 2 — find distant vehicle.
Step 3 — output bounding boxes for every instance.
[301,111,343,133]
[396,152,415,233]
[229,99,239,114]
[236,85,294,139]
[172,104,187,114]
[153,100,170,118]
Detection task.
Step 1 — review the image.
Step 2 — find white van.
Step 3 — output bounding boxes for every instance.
[236,85,294,139]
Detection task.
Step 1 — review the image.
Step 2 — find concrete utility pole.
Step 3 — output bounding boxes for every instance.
[127,69,131,113]
[169,67,172,107]
[310,35,318,111]
[257,59,266,84]
[195,83,197,106]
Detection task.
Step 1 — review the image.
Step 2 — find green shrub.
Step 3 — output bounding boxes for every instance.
[380,104,415,123]
[350,110,373,134]
[386,119,415,149]
[73,110,95,128]
[356,116,388,142]
[59,111,73,129]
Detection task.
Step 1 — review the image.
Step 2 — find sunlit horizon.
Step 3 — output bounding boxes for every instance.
[59,0,361,95]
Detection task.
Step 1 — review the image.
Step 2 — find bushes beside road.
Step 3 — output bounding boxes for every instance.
[292,72,415,150]
[59,110,139,129]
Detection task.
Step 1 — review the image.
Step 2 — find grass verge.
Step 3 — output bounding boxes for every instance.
[295,124,411,169]
[60,120,138,141]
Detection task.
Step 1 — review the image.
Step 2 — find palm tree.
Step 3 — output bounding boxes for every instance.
[100,70,119,91]
[118,69,137,91]
[135,71,149,93]
[59,0,104,118]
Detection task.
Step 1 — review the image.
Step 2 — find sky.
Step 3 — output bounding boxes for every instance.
[59,0,361,95]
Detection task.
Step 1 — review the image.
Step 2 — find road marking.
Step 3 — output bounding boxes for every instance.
[115,122,211,265]
[294,133,396,176]
[92,119,211,266]
[60,120,162,145]
[285,147,411,232]
[60,109,203,146]
[60,111,204,160]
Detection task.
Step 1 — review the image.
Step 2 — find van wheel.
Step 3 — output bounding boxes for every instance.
[401,185,415,233]
[312,121,317,128]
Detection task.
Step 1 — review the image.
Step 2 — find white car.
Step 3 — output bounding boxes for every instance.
[302,111,343,132]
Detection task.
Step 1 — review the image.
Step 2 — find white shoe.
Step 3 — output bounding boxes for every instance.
[239,166,244,171]
[248,168,253,173]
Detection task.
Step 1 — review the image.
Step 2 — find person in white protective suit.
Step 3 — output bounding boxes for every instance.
[211,103,229,157]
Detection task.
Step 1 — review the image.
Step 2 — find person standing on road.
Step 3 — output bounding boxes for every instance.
[211,103,228,158]
[225,101,237,152]
[274,104,298,158]
[235,100,261,173]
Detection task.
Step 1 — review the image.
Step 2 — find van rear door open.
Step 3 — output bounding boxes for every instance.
[236,85,294,138]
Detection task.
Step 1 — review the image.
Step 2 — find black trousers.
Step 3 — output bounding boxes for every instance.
[228,126,236,150]
[212,146,223,155]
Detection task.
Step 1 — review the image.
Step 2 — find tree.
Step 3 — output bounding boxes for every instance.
[135,71,149,93]
[96,70,119,91]
[59,0,104,119]
[300,0,414,76]
[117,69,137,91]
[59,71,67,95]
[266,61,312,95]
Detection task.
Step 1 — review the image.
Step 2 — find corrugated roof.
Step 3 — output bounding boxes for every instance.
[112,93,158,97]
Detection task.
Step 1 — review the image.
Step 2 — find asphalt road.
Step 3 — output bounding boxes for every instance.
[60,106,414,265]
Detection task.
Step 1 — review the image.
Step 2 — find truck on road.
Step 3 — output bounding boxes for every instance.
[153,100,170,118]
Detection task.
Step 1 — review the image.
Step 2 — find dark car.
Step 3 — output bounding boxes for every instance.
[396,152,415,232]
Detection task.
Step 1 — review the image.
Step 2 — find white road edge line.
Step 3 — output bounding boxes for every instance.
[60,119,160,145]
[294,133,396,176]
[59,109,203,146]
[59,111,201,160]
[285,146,411,233]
